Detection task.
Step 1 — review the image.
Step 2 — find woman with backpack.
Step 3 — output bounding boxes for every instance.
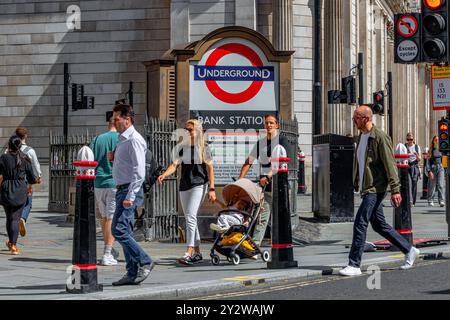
[426,136,445,207]
[157,119,216,265]
[0,136,37,255]
[405,133,422,206]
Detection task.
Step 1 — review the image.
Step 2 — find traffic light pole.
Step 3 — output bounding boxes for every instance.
[358,53,364,105]
[64,63,69,144]
[388,72,394,140]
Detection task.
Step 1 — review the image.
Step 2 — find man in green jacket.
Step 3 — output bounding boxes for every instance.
[339,105,420,277]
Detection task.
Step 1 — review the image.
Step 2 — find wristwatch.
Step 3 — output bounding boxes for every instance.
[209,188,215,192]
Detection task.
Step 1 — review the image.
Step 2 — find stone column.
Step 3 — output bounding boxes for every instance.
[323,0,344,134]
[273,0,293,51]
[171,0,190,48]
[235,0,256,30]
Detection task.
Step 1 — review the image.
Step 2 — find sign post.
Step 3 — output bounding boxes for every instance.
[431,66,450,237]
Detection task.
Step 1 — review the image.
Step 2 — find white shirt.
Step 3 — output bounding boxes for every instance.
[357,133,370,192]
[112,125,146,202]
[21,144,42,178]
[407,144,421,163]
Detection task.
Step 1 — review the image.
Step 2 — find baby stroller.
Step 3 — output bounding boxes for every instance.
[210,178,271,266]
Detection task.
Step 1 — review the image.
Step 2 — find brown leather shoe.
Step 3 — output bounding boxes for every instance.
[5,241,12,250]
[9,244,19,255]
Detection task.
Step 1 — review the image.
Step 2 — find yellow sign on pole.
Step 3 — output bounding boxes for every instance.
[431,66,450,111]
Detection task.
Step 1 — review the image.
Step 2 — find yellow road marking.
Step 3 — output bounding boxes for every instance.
[223,276,263,282]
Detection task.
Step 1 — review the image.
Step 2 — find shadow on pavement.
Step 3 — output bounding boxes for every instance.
[426,289,450,295]
[10,257,72,264]
[36,215,74,228]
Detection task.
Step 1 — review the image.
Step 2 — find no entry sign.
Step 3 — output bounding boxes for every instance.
[396,15,418,38]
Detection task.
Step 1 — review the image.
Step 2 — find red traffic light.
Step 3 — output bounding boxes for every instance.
[440,122,449,131]
[424,0,446,10]
[375,94,382,102]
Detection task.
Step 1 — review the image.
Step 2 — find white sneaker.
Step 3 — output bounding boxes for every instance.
[440,202,445,207]
[428,202,435,207]
[401,247,420,270]
[101,254,118,266]
[210,223,228,233]
[339,266,362,277]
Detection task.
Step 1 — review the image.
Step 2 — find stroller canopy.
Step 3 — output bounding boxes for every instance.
[222,178,263,205]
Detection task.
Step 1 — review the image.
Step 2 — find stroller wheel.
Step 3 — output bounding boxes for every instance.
[231,253,240,265]
[211,255,220,266]
[261,250,270,262]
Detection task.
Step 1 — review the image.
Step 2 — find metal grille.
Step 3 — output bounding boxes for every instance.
[143,118,179,242]
[280,117,300,215]
[168,70,176,122]
[48,132,93,212]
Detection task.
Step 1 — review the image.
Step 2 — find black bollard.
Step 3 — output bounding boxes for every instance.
[421,152,429,200]
[393,154,413,250]
[67,156,103,294]
[267,156,298,269]
[297,151,306,194]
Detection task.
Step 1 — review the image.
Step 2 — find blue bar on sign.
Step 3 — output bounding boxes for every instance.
[194,66,275,81]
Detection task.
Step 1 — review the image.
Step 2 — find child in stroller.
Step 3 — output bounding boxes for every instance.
[209,178,270,265]
[209,198,251,234]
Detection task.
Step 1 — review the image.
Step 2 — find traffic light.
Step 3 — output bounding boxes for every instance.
[438,118,450,153]
[72,83,84,111]
[342,76,356,105]
[394,13,422,64]
[422,0,449,63]
[372,91,385,115]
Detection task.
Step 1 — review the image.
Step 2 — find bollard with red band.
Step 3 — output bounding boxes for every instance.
[297,151,306,194]
[393,148,413,248]
[66,146,103,294]
[267,145,298,269]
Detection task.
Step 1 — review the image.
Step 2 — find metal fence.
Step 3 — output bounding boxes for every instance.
[48,132,93,212]
[280,117,300,216]
[143,118,179,242]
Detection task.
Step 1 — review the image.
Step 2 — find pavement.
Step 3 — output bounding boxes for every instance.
[0,190,449,300]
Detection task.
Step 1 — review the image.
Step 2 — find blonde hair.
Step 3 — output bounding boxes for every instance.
[186,119,207,163]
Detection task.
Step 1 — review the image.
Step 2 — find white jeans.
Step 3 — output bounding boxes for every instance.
[179,184,208,247]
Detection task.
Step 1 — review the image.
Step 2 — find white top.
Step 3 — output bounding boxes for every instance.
[357,133,370,192]
[406,144,421,163]
[21,144,42,178]
[112,125,146,202]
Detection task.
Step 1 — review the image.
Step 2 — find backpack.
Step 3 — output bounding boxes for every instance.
[143,147,163,193]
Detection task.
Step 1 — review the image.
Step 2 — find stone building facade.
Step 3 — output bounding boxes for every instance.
[0,0,438,191]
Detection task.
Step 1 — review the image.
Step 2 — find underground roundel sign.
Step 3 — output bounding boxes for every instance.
[190,38,279,111]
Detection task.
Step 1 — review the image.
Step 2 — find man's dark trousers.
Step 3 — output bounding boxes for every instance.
[349,193,412,268]
[112,186,152,279]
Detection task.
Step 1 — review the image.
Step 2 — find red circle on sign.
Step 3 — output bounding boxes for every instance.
[396,15,418,38]
[205,43,264,104]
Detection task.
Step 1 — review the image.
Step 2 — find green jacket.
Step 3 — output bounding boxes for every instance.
[353,125,400,194]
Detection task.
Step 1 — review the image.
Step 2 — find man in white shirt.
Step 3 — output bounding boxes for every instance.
[405,133,422,206]
[15,127,42,237]
[110,104,154,286]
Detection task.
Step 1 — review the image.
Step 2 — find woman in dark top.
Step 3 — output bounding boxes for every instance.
[157,119,216,265]
[0,136,37,255]
[426,136,445,207]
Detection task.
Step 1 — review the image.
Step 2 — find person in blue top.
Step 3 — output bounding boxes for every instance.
[89,116,120,266]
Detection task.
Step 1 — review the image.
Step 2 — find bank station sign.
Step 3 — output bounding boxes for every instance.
[189,37,279,184]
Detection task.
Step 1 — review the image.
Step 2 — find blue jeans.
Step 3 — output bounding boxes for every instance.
[112,186,152,278]
[21,193,32,222]
[349,193,412,268]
